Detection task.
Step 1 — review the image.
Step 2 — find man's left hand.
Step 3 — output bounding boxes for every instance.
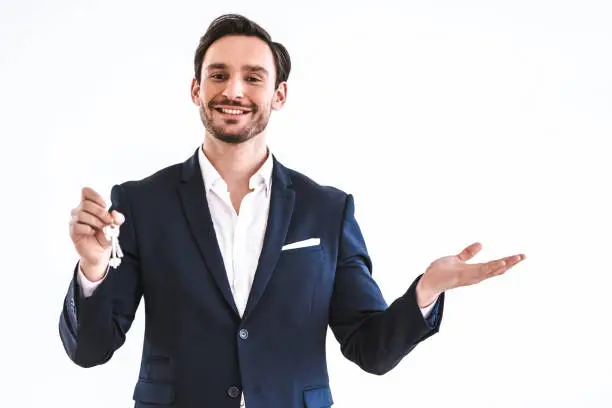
[416,242,526,308]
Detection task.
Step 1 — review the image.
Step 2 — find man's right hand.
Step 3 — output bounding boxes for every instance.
[69,187,125,282]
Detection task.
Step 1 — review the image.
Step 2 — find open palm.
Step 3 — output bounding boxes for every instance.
[417,242,526,306]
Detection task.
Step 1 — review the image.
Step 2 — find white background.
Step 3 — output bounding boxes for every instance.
[1,0,611,407]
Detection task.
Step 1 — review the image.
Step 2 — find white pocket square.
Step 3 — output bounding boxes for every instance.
[281,238,320,251]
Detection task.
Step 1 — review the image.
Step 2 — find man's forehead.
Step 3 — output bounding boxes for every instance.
[203,35,275,67]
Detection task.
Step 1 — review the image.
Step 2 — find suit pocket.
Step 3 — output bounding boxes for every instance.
[133,380,175,405]
[276,244,323,273]
[145,356,174,382]
[271,246,324,323]
[304,386,334,407]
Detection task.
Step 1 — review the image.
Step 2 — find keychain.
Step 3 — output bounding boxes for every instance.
[104,223,123,268]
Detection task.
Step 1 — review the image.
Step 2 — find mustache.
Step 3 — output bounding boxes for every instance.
[208,99,257,111]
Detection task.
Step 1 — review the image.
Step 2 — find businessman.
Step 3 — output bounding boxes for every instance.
[59,14,526,408]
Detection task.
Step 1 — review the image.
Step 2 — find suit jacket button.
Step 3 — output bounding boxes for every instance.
[227,386,240,398]
[239,329,248,339]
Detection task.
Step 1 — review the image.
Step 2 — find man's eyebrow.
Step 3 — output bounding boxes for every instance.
[205,63,228,71]
[243,65,269,76]
[204,63,269,78]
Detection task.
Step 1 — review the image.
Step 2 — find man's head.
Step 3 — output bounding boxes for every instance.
[190,14,291,144]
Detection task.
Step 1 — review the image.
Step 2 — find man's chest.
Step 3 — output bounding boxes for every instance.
[206,187,271,316]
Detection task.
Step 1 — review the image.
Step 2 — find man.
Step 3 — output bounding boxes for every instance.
[59,14,525,408]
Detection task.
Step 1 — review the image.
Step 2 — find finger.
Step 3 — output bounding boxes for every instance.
[481,258,507,275]
[485,254,526,277]
[72,201,112,228]
[491,260,523,277]
[70,221,96,236]
[81,200,114,225]
[94,228,112,248]
[491,264,513,277]
[457,242,482,262]
[503,254,526,267]
[75,209,108,230]
[81,187,107,209]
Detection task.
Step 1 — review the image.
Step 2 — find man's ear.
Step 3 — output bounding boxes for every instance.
[271,82,288,110]
[190,78,200,106]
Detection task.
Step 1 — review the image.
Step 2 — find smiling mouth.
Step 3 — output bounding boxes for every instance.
[214,107,252,116]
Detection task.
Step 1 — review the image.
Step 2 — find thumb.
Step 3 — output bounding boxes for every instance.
[457,242,482,262]
[110,210,125,226]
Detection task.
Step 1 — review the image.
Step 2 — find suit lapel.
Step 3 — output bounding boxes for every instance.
[177,149,239,317]
[242,158,295,321]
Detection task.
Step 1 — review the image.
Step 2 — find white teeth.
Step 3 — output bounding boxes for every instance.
[220,108,247,115]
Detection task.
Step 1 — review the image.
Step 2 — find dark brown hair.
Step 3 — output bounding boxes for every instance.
[194,14,291,88]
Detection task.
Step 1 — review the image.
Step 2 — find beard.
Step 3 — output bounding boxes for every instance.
[199,97,272,144]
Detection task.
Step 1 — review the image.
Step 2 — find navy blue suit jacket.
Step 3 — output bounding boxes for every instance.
[59,148,444,408]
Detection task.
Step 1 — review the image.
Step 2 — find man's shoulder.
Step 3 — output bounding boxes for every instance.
[281,162,349,205]
[115,155,188,194]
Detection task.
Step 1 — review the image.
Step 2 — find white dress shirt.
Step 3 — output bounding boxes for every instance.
[77,146,438,406]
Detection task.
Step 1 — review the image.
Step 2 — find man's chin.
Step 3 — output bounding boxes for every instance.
[211,130,251,144]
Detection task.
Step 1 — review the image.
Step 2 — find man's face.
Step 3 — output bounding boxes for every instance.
[191,35,287,144]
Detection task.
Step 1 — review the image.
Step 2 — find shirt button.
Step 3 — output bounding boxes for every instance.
[227,386,240,398]
[239,329,249,340]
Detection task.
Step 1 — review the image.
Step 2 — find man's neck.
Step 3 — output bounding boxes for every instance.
[201,133,268,187]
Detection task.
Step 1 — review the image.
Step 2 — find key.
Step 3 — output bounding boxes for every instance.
[105,223,123,269]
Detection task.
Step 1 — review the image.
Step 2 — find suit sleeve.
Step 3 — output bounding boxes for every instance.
[58,183,143,368]
[328,194,444,375]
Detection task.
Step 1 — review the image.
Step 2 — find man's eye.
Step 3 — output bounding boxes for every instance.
[246,76,261,82]
[210,73,226,80]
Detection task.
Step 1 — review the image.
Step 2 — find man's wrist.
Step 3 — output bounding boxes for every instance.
[416,274,442,308]
[79,260,109,282]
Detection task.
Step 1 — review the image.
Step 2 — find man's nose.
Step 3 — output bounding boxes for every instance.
[222,77,244,99]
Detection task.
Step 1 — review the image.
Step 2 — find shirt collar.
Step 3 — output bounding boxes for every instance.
[198,145,273,194]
